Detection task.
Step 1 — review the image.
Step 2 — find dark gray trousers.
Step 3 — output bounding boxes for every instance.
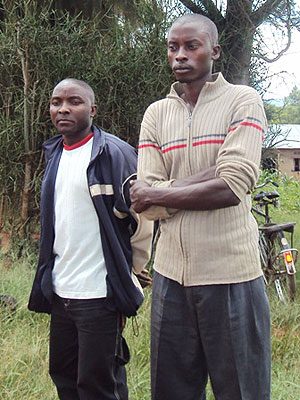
[49,294,128,400]
[151,272,271,400]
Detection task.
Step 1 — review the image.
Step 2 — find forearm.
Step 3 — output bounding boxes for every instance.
[141,178,240,211]
[171,166,217,188]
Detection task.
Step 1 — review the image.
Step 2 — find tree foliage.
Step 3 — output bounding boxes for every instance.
[262,85,300,170]
[265,86,300,124]
[1,0,300,238]
[0,0,173,233]
[280,87,300,124]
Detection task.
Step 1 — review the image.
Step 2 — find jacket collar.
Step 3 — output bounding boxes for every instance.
[43,125,105,163]
[90,125,105,163]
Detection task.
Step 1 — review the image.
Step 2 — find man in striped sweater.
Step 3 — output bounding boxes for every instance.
[130,14,271,400]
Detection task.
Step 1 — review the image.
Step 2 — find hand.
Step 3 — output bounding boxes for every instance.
[135,269,152,288]
[129,180,151,213]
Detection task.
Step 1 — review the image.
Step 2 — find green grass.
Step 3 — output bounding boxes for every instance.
[1,258,299,399]
[0,174,299,399]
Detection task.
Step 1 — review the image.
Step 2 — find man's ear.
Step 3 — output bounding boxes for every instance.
[91,104,97,117]
[212,44,221,61]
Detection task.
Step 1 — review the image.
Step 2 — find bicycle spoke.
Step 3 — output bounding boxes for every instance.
[274,279,287,304]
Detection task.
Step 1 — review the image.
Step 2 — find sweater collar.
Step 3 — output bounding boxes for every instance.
[167,72,231,105]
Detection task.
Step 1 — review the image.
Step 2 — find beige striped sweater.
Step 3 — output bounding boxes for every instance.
[137,73,267,285]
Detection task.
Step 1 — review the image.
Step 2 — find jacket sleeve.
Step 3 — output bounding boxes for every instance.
[137,103,178,220]
[114,173,154,274]
[216,88,267,201]
[129,209,154,274]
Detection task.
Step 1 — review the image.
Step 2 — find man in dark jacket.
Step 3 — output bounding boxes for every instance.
[28,78,153,400]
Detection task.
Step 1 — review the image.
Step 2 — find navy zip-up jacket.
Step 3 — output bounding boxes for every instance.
[28,126,153,317]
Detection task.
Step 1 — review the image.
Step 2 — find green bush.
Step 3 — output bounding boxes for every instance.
[0,0,173,231]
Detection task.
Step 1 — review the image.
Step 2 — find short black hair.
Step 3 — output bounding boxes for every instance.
[53,78,95,103]
[170,14,219,45]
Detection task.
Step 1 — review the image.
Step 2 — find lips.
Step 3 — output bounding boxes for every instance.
[173,65,191,72]
[56,119,73,124]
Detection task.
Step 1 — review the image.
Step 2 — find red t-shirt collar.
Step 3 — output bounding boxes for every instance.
[63,133,94,151]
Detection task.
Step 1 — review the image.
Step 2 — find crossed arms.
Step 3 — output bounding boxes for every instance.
[130,166,240,214]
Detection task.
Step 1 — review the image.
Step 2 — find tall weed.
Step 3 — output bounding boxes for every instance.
[0,176,299,399]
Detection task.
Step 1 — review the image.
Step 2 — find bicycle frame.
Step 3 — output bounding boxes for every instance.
[252,180,298,302]
[280,248,297,275]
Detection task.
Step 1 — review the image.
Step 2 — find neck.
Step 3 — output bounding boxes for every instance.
[62,127,92,147]
[181,73,214,107]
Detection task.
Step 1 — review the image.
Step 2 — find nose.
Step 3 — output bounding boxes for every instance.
[175,46,187,61]
[58,101,70,114]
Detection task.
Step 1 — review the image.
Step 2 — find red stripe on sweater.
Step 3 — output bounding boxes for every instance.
[193,140,224,147]
[229,122,263,133]
[138,144,160,150]
[162,144,187,154]
[241,122,263,131]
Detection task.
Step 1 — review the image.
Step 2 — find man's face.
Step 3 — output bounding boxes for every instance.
[167,22,220,84]
[50,81,96,141]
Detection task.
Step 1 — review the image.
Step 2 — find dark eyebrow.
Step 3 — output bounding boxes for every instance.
[168,38,201,45]
[187,39,200,43]
[68,96,84,101]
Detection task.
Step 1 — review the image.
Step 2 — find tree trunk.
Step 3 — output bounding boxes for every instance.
[216,0,254,85]
[0,192,4,229]
[17,28,32,226]
[178,0,287,86]
[20,158,31,224]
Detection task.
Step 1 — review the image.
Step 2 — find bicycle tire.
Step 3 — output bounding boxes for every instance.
[268,232,296,303]
[258,232,268,267]
[258,231,269,286]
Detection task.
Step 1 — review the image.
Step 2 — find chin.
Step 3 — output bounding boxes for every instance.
[177,77,194,84]
[57,129,72,136]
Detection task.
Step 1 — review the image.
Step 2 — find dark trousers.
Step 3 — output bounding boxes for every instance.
[151,272,271,400]
[49,294,128,400]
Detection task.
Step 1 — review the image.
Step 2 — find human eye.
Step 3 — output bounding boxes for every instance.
[188,42,199,50]
[168,43,177,51]
[70,98,83,105]
[50,99,60,106]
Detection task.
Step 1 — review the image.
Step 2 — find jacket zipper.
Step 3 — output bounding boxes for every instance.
[188,113,192,128]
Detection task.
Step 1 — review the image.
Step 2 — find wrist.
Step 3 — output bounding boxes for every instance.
[144,187,153,207]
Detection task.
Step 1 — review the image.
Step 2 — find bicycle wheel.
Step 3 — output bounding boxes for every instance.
[268,232,296,303]
[259,231,268,267]
[258,231,269,285]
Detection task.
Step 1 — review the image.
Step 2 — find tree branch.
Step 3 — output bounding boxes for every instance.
[252,0,285,27]
[179,0,224,23]
[258,28,292,62]
[179,0,203,14]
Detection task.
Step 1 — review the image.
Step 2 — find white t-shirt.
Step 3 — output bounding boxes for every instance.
[52,135,107,299]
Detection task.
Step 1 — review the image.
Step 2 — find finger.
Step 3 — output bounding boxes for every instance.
[141,269,149,275]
